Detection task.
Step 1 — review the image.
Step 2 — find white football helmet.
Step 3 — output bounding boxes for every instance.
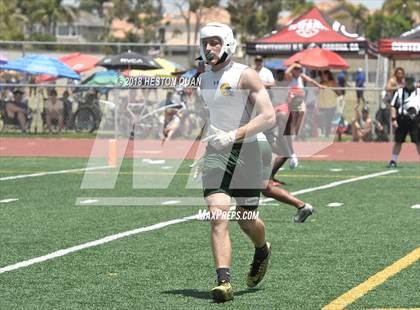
[199,23,237,64]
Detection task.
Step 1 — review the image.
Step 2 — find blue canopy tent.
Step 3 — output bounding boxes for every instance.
[264,60,285,71]
[0,54,80,132]
[0,54,80,80]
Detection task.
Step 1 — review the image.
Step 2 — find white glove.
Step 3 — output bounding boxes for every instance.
[203,125,237,150]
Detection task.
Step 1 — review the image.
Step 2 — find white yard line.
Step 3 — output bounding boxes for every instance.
[0,169,398,274]
[0,198,19,203]
[0,215,196,274]
[0,166,112,181]
[260,169,397,203]
[290,170,397,196]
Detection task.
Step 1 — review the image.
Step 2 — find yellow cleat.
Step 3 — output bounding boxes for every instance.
[246,242,271,288]
[211,282,234,302]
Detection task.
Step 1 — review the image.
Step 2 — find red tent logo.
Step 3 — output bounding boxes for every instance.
[289,19,329,38]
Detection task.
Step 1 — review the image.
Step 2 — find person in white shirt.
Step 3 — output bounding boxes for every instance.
[254,55,275,89]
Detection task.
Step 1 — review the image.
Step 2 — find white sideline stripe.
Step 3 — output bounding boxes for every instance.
[260,170,397,204]
[0,198,19,203]
[0,215,197,274]
[290,170,397,196]
[0,169,397,274]
[327,202,344,208]
[79,199,99,205]
[0,166,112,181]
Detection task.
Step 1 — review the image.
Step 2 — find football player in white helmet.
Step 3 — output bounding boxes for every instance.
[197,23,276,302]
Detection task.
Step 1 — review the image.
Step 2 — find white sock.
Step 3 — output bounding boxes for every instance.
[289,153,299,169]
[391,154,398,162]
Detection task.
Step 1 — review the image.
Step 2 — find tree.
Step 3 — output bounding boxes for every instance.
[80,0,109,15]
[365,11,412,42]
[287,0,314,18]
[190,0,219,46]
[382,0,420,24]
[0,0,26,40]
[131,0,163,43]
[226,0,255,42]
[362,0,418,41]
[19,0,74,37]
[227,0,295,42]
[111,0,132,19]
[339,1,368,35]
[174,0,220,65]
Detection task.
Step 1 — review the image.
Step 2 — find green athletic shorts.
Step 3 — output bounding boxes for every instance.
[202,140,262,209]
[259,139,273,182]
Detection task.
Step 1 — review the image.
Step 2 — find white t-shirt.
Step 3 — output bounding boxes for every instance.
[257,67,275,85]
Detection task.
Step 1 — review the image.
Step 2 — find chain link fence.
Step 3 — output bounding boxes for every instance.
[0,83,391,143]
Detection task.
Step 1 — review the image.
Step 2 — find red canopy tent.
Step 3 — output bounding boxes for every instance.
[246,7,369,56]
[378,25,420,59]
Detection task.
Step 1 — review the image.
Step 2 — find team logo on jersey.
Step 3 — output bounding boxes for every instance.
[289,19,329,38]
[220,83,234,96]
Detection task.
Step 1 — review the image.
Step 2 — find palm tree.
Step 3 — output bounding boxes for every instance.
[340,2,368,35]
[0,0,27,40]
[28,0,74,36]
[382,0,420,23]
[289,1,314,18]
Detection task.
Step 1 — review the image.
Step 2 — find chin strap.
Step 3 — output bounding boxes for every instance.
[215,52,228,65]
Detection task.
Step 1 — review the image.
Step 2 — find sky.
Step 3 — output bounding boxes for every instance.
[164,0,386,14]
[315,0,385,9]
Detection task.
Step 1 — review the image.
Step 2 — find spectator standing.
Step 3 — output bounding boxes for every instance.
[374,98,391,142]
[336,70,348,115]
[319,70,339,137]
[253,55,275,89]
[385,67,405,100]
[355,67,366,108]
[285,62,324,89]
[61,90,73,129]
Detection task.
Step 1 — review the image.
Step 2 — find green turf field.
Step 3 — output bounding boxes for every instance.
[0,157,419,309]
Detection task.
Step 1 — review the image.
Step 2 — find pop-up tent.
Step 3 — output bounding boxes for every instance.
[246,7,369,56]
[378,25,420,58]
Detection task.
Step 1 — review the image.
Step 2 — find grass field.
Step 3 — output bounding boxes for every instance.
[0,157,419,309]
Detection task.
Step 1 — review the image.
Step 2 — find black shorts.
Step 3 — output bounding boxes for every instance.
[395,117,419,143]
[202,140,262,210]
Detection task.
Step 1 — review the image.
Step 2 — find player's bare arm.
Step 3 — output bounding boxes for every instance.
[236,68,276,141]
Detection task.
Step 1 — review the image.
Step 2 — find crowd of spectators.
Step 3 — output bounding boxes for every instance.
[253,57,420,143]
[1,61,419,144]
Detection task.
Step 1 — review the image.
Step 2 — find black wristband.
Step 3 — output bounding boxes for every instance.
[392,117,397,121]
